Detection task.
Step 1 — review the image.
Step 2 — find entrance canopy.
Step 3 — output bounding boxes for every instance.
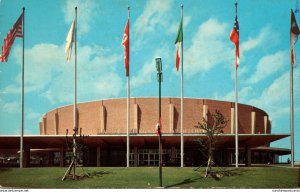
[0,133,289,150]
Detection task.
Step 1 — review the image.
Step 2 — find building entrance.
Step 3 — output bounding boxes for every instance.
[129,148,181,166]
[138,149,160,166]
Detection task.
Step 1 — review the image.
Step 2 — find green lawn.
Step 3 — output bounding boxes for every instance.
[0,166,299,188]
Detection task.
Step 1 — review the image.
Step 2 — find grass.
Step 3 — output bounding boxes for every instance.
[0,166,299,188]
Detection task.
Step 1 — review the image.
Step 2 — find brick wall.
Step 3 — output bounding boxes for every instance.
[40,98,270,135]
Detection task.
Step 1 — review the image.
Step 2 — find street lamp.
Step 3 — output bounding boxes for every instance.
[155,57,163,187]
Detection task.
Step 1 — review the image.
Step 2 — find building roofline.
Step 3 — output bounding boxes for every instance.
[42,97,268,119]
[0,133,290,137]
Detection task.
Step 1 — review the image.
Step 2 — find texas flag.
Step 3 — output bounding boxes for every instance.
[230,12,239,68]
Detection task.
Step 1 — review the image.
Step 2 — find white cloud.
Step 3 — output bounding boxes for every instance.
[131,61,154,88]
[228,26,281,82]
[214,70,292,132]
[134,0,172,35]
[241,25,279,52]
[3,43,68,95]
[249,72,289,107]
[2,85,20,94]
[213,86,253,103]
[248,72,289,120]
[133,0,172,47]
[94,72,123,97]
[131,46,170,88]
[167,15,191,34]
[246,50,288,84]
[63,0,98,35]
[5,43,123,105]
[1,101,19,113]
[26,109,42,120]
[184,18,231,77]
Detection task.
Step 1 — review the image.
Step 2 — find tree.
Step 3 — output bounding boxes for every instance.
[62,128,89,180]
[194,110,227,178]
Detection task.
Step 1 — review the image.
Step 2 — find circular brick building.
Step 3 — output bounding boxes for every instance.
[0,97,290,167]
[40,97,271,136]
[36,97,288,167]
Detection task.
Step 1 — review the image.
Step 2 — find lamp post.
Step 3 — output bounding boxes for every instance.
[155,57,163,187]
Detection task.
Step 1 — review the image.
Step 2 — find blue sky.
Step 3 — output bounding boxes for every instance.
[0,0,299,161]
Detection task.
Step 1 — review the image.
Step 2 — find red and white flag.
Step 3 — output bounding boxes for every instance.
[122,19,129,76]
[0,13,23,62]
[230,13,239,68]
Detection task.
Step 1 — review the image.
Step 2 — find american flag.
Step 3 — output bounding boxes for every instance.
[0,13,23,62]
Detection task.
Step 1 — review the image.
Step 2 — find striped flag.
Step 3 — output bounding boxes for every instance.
[0,13,23,62]
[290,9,300,66]
[65,19,75,63]
[175,18,183,71]
[230,11,239,68]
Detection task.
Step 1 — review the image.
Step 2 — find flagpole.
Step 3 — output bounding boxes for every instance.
[72,6,78,179]
[290,50,294,168]
[290,8,300,169]
[234,1,239,168]
[126,6,130,168]
[235,62,239,168]
[180,4,184,168]
[20,7,25,169]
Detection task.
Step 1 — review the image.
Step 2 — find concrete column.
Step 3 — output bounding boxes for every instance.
[245,147,251,167]
[134,104,139,133]
[39,122,43,135]
[60,147,65,167]
[169,104,174,133]
[251,112,256,134]
[99,106,106,134]
[203,105,208,121]
[231,108,234,134]
[43,117,47,135]
[54,112,59,135]
[134,147,138,167]
[264,116,268,134]
[202,105,208,133]
[97,146,101,167]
